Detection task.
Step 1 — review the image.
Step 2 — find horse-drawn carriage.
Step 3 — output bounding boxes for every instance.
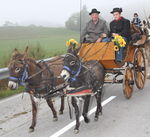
[79,40,146,99]
[59,32,148,133]
[7,25,149,133]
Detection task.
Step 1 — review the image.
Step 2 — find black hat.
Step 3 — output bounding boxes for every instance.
[134,13,138,16]
[110,8,122,14]
[89,8,100,15]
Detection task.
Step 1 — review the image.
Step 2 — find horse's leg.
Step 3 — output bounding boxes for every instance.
[46,98,58,121]
[59,95,65,115]
[71,97,80,134]
[95,88,103,121]
[29,94,38,132]
[82,95,91,123]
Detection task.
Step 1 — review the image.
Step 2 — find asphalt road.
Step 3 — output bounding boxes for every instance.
[0,80,150,137]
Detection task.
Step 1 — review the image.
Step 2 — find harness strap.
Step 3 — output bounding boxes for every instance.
[9,77,18,81]
[63,66,72,72]
[21,67,28,82]
[63,65,80,75]
[71,63,82,81]
[42,61,55,90]
[63,62,82,82]
[9,65,29,86]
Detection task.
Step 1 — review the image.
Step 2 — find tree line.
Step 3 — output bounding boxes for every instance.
[65,5,90,32]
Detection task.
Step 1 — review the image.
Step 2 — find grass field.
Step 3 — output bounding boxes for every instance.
[0,26,79,67]
[0,26,79,99]
[0,86,23,99]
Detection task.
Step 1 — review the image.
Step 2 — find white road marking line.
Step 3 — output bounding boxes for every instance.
[50,96,116,137]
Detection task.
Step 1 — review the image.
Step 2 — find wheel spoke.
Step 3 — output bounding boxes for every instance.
[134,49,146,89]
[137,72,144,88]
[138,56,143,66]
[123,67,133,99]
[141,71,145,76]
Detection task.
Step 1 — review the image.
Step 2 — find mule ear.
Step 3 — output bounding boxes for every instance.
[72,44,81,56]
[13,48,19,54]
[67,46,73,53]
[10,48,19,61]
[12,48,19,57]
[67,45,79,56]
[24,46,29,57]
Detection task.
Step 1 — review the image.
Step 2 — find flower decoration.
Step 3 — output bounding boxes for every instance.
[112,35,126,51]
[66,39,79,47]
[114,45,119,51]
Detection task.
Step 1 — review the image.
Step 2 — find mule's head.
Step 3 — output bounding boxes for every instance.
[61,43,81,81]
[8,47,29,90]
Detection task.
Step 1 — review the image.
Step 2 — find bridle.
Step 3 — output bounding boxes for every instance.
[9,59,52,87]
[63,53,82,82]
[9,63,29,86]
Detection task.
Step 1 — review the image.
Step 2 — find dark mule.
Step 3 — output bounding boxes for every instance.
[61,45,105,133]
[8,47,65,132]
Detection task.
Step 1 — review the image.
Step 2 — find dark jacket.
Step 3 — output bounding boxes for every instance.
[110,17,131,42]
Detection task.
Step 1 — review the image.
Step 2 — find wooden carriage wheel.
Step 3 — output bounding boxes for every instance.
[123,67,134,99]
[134,48,146,89]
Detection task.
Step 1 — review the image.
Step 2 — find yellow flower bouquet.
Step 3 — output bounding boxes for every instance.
[112,35,126,51]
[66,39,79,48]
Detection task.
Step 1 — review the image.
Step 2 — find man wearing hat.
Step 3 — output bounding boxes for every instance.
[80,8,109,43]
[110,8,131,42]
[110,8,131,61]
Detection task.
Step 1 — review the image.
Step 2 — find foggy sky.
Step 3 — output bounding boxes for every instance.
[0,0,149,27]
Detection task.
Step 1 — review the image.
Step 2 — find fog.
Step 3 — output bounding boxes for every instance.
[0,0,149,27]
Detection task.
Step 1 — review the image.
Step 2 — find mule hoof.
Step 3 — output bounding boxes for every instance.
[53,117,58,121]
[29,127,34,132]
[84,117,90,123]
[74,129,79,134]
[94,117,99,121]
[59,111,63,115]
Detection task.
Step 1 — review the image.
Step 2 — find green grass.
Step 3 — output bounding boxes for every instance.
[0,87,24,99]
[0,26,80,67]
